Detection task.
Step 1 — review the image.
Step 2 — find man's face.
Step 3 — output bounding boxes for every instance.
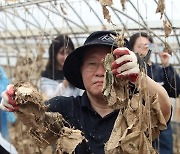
[133,36,150,57]
[81,46,110,97]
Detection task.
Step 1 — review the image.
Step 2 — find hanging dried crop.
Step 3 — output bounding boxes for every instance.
[99,0,113,6]
[112,31,125,47]
[56,127,85,154]
[14,55,34,83]
[102,31,167,154]
[163,42,173,55]
[14,45,45,86]
[99,0,113,23]
[120,0,126,11]
[102,31,129,109]
[102,6,111,23]
[163,20,172,37]
[13,82,84,153]
[156,0,165,19]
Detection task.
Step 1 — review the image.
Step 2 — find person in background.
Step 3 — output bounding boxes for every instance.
[0,132,17,154]
[129,32,180,154]
[0,66,16,141]
[38,34,83,99]
[0,31,171,154]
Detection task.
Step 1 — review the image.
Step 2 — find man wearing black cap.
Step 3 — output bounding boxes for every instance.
[0,31,171,154]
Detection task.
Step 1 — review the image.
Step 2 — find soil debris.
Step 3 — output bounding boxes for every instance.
[13,82,84,153]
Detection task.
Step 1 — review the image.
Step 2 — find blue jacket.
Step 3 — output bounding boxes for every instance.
[0,66,16,141]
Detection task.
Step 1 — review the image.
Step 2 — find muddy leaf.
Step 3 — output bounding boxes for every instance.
[156,0,165,19]
[105,112,127,153]
[121,131,157,154]
[13,82,84,153]
[163,20,172,37]
[56,127,85,154]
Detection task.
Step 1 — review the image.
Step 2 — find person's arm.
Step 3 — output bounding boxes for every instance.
[139,75,171,122]
[54,80,69,97]
[111,47,171,122]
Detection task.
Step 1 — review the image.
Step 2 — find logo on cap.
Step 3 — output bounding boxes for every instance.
[98,34,115,42]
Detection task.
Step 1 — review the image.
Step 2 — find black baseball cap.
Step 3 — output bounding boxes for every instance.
[63,30,129,89]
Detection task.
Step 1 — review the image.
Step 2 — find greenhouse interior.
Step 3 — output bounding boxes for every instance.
[0,0,179,154]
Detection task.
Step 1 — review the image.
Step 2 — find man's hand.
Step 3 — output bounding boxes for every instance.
[111,47,140,83]
[0,85,19,112]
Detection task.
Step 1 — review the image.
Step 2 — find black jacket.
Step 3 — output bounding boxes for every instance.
[147,63,180,98]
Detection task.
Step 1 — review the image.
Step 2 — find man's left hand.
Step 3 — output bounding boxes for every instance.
[111,47,140,83]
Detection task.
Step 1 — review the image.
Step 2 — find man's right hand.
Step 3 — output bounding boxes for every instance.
[0,85,19,112]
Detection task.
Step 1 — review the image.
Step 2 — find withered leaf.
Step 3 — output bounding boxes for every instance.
[105,112,127,153]
[120,0,126,11]
[150,94,167,130]
[56,127,85,154]
[13,82,84,152]
[104,73,167,154]
[110,29,125,47]
[102,53,117,105]
[99,0,113,6]
[121,131,157,154]
[102,6,111,23]
[156,0,165,19]
[163,20,172,37]
[163,42,173,55]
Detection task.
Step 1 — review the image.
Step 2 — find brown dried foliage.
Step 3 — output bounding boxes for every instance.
[12,82,84,153]
[104,72,167,154]
[102,53,129,109]
[14,45,46,86]
[99,0,112,23]
[99,0,113,6]
[56,127,85,154]
[9,120,54,154]
[156,0,165,19]
[163,20,172,37]
[102,6,111,23]
[163,42,173,55]
[102,32,167,153]
[120,0,126,11]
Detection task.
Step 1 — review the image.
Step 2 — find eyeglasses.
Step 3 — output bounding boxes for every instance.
[83,59,105,72]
